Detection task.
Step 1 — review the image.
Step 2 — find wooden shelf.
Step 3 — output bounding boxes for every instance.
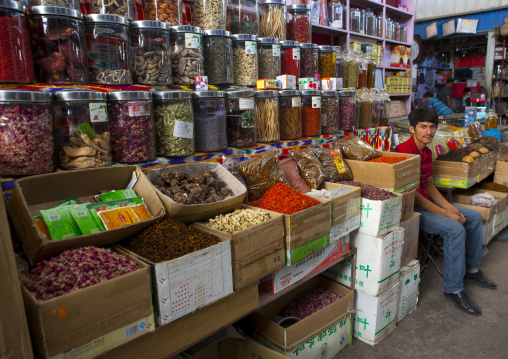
[388,93,412,96]
[311,24,349,36]
[350,0,384,12]
[385,66,411,71]
[385,38,412,47]
[349,31,385,42]
[385,4,414,18]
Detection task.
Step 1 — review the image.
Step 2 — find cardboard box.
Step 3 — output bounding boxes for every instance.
[358,194,402,237]
[389,100,407,118]
[451,188,508,215]
[259,236,350,294]
[494,156,508,186]
[191,206,285,290]
[454,203,494,223]
[22,248,153,358]
[482,219,494,246]
[397,259,420,323]
[400,189,416,222]
[119,240,234,327]
[331,215,360,241]
[220,330,292,359]
[487,151,496,175]
[285,233,331,266]
[432,160,478,189]
[345,151,421,193]
[476,155,489,182]
[353,283,399,346]
[493,209,507,235]
[316,182,361,227]
[399,212,421,267]
[7,166,166,264]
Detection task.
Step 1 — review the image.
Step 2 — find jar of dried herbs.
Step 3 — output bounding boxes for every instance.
[366,53,376,89]
[225,89,256,148]
[258,0,286,40]
[203,30,233,85]
[339,89,355,131]
[377,14,383,38]
[281,40,300,79]
[144,0,181,25]
[286,4,311,43]
[321,90,339,134]
[192,91,227,152]
[358,88,373,129]
[193,0,227,30]
[170,26,204,85]
[386,17,393,39]
[365,8,376,36]
[301,90,321,137]
[350,7,360,33]
[90,0,131,19]
[258,37,281,79]
[153,90,194,157]
[300,43,318,78]
[279,90,301,140]
[318,45,336,79]
[227,0,258,35]
[232,34,258,86]
[255,90,280,143]
[357,51,367,89]
[340,50,359,88]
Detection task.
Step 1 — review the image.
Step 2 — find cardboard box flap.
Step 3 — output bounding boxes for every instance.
[316,183,361,226]
[432,160,478,180]
[454,203,494,223]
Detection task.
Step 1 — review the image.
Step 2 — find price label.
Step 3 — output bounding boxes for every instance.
[89,103,108,122]
[292,97,301,107]
[185,33,200,49]
[292,48,300,60]
[128,101,150,117]
[312,96,321,108]
[239,98,254,110]
[273,44,281,57]
[173,120,193,139]
[246,41,257,54]
[362,63,368,71]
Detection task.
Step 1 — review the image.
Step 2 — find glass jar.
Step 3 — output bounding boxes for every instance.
[334,46,343,79]
[386,17,393,39]
[193,0,226,30]
[393,21,400,41]
[377,88,391,126]
[85,14,131,85]
[376,13,383,38]
[225,89,256,147]
[300,43,318,78]
[0,0,34,84]
[192,91,227,152]
[29,7,87,84]
[130,21,172,85]
[287,4,311,43]
[53,90,111,170]
[144,0,181,25]
[203,30,234,84]
[328,0,344,30]
[254,90,279,142]
[400,23,406,43]
[321,90,339,134]
[279,90,301,140]
[232,34,258,86]
[366,53,376,89]
[301,90,321,137]
[29,0,79,10]
[0,90,53,175]
[354,89,361,129]
[359,8,366,34]
[365,9,376,36]
[340,50,359,88]
[227,0,257,35]
[485,108,498,130]
[339,89,355,131]
[90,0,130,19]
[370,88,381,127]
[493,81,502,97]
[358,88,373,128]
[357,52,367,89]
[318,45,336,78]
[107,91,156,163]
[170,26,204,85]
[258,37,281,79]
[494,64,503,79]
[258,0,286,40]
[153,90,194,157]
[350,7,360,33]
[281,41,300,79]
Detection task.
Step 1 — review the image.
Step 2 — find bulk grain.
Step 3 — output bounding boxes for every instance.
[193,0,226,30]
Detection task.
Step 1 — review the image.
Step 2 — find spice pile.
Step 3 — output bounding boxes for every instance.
[477,135,500,147]
[458,145,481,158]
[436,150,465,163]
[281,287,343,320]
[203,209,271,233]
[123,219,221,262]
[368,156,408,164]
[340,181,397,201]
[23,247,137,301]
[250,183,320,215]
[476,182,508,193]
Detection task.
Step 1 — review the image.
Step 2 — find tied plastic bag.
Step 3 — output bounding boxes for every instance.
[280,158,311,194]
[333,136,382,161]
[471,192,498,208]
[311,147,353,182]
[222,155,249,203]
[289,148,328,189]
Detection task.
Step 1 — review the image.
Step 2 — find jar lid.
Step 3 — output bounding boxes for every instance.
[130,20,170,30]
[280,40,299,48]
[321,91,338,97]
[333,46,341,52]
[225,89,254,98]
[0,90,51,103]
[192,91,225,98]
[53,90,107,102]
[29,6,81,18]
[153,90,192,100]
[339,90,355,97]
[108,91,152,101]
[203,30,231,37]
[0,0,25,12]
[257,38,280,45]
[254,90,279,98]
[84,14,128,25]
[300,43,317,49]
[318,45,335,52]
[301,90,320,96]
[279,90,300,96]
[259,0,286,5]
[170,25,202,34]
[232,34,257,41]
[287,4,310,10]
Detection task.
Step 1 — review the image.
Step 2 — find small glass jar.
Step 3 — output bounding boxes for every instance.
[130,21,172,85]
[281,41,300,79]
[301,90,321,137]
[394,21,400,41]
[340,50,359,88]
[339,89,355,131]
[279,90,301,140]
[487,108,498,129]
[321,90,339,134]
[107,91,156,163]
[258,37,281,79]
[225,89,256,148]
[193,0,226,30]
[365,9,376,36]
[378,88,391,126]
[366,54,376,89]
[232,34,258,86]
[400,23,407,43]
[227,0,258,35]
[254,90,279,142]
[328,0,344,30]
[29,0,79,10]
[153,90,194,157]
[144,0,181,25]
[90,0,130,19]
[0,90,53,175]
[192,91,227,152]
[350,7,360,33]
[386,17,393,39]
[29,6,87,84]
[53,90,111,170]
[258,0,286,40]
[334,46,342,78]
[357,52,367,89]
[203,30,234,85]
[300,43,318,78]
[318,45,336,79]
[85,14,131,85]
[287,4,311,43]
[359,8,366,34]
[170,26,204,85]
[376,14,383,38]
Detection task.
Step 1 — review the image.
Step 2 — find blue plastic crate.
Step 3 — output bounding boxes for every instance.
[482,129,501,141]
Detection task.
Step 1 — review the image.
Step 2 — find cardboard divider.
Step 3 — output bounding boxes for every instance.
[399,212,421,268]
[400,189,416,222]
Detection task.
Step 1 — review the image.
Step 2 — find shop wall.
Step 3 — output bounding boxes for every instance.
[415,0,508,21]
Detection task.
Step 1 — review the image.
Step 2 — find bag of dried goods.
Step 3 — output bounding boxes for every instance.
[222,155,249,203]
[289,148,328,189]
[333,136,382,161]
[279,158,311,193]
[311,147,353,182]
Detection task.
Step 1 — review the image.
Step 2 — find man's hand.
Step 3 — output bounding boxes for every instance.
[444,205,466,224]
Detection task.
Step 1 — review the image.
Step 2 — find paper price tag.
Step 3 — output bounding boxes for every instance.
[89,103,108,122]
[239,98,254,110]
[292,48,300,60]
[273,44,281,57]
[173,120,193,139]
[128,101,150,117]
[246,41,257,54]
[292,97,301,107]
[312,96,321,108]
[185,33,200,49]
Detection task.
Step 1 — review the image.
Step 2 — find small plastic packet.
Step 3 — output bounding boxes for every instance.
[97,189,137,202]
[279,158,311,193]
[222,155,249,203]
[289,148,328,189]
[311,147,353,182]
[471,192,498,208]
[333,136,382,161]
[40,207,81,240]
[68,204,102,235]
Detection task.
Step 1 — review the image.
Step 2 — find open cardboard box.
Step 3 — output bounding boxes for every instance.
[316,182,361,227]
[432,160,478,189]
[476,154,490,182]
[7,166,166,264]
[358,192,402,237]
[494,155,508,186]
[451,188,508,215]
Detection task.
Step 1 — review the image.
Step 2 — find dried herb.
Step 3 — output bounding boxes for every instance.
[318,52,335,78]
[300,47,318,78]
[436,150,465,162]
[233,46,258,86]
[250,183,320,215]
[476,182,508,193]
[203,208,270,233]
[287,15,311,43]
[339,98,356,131]
[279,102,302,140]
[258,45,281,79]
[312,147,353,182]
[281,286,343,319]
[154,99,194,156]
[321,95,340,134]
[203,35,233,85]
[289,148,328,189]
[333,136,381,161]
[281,47,300,78]
[340,181,397,201]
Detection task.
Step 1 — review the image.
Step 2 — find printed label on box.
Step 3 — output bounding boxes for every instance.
[173,120,193,139]
[245,41,257,54]
[89,103,108,122]
[185,33,200,49]
[331,215,360,241]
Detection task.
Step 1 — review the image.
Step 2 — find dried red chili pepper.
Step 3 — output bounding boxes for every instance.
[281,47,300,79]
[250,183,320,215]
[0,14,34,83]
[302,106,321,137]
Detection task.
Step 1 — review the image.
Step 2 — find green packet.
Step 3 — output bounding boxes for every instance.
[97,189,137,202]
[87,197,144,231]
[33,196,81,221]
[40,207,82,240]
[68,204,102,235]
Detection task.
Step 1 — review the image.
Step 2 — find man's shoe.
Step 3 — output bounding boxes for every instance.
[444,291,481,316]
[464,270,497,289]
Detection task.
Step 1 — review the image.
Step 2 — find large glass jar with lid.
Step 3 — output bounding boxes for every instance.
[365,8,376,36]
[281,41,300,79]
[357,52,367,89]
[131,21,171,85]
[255,90,280,142]
[29,6,87,84]
[400,23,407,43]
[53,90,111,170]
[386,17,393,39]
[377,88,391,126]
[393,21,401,41]
[192,91,227,152]
[358,88,373,128]
[170,26,204,85]
[258,0,286,40]
[193,0,226,30]
[258,37,281,79]
[334,46,343,79]
[287,4,311,43]
[366,53,376,88]
[485,108,498,130]
[321,90,339,134]
[227,0,257,35]
[370,88,381,127]
[300,43,318,78]
[279,90,301,140]
[301,90,321,137]
[328,0,345,30]
[340,50,359,88]
[144,0,181,25]
[203,30,234,85]
[0,90,53,175]
[225,89,256,147]
[90,0,131,19]
[359,8,366,34]
[376,13,383,38]
[318,45,336,78]
[350,7,361,33]
[338,89,355,131]
[29,0,79,10]
[232,34,258,85]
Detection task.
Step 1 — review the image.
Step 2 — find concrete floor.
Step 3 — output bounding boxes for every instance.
[336,238,508,359]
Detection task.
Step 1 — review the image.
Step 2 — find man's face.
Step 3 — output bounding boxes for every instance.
[410,121,437,145]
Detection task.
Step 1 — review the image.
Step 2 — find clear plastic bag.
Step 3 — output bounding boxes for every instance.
[333,136,381,161]
[471,192,497,208]
[222,155,249,203]
[279,158,311,193]
[311,147,353,182]
[289,148,328,189]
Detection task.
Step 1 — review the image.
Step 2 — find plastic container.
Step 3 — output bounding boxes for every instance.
[400,23,407,43]
[153,90,195,157]
[339,89,355,131]
[376,13,383,38]
[232,34,258,86]
[254,90,280,142]
[170,26,204,85]
[29,0,79,10]
[193,0,226,30]
[279,90,301,140]
[300,43,318,78]
[225,89,256,147]
[130,21,171,85]
[334,46,343,79]
[203,30,233,85]
[365,8,376,36]
[318,45,336,78]
[357,52,367,89]
[350,7,360,33]
[192,91,227,152]
[386,17,393,40]
[107,91,156,163]
[258,37,281,79]
[144,0,181,25]
[354,90,361,129]
[85,14,131,85]
[29,6,87,84]
[493,81,502,97]
[301,90,321,137]
[53,90,111,170]
[485,108,498,130]
[287,4,311,43]
[394,21,400,41]
[90,0,131,19]
[370,88,381,127]
[258,0,286,40]
[366,53,376,89]
[321,90,339,134]
[0,90,53,175]
[328,0,345,30]
[340,50,359,88]
[227,0,257,35]
[281,41,300,79]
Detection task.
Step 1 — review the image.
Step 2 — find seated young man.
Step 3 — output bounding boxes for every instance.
[393,107,496,316]
[423,92,454,118]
